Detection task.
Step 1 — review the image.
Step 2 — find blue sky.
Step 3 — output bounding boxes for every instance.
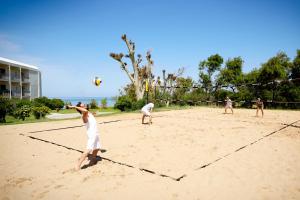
[0,0,299,97]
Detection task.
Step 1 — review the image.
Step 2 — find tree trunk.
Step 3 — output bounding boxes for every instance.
[135,82,144,100]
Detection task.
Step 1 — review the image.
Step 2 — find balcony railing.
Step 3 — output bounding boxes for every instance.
[0,89,10,95]
[0,73,31,82]
[0,74,9,81]
[11,92,21,97]
[22,92,31,97]
[11,76,20,82]
[22,76,30,82]
[0,93,10,98]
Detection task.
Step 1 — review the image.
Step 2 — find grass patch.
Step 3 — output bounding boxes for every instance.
[0,107,121,125]
[1,115,52,125]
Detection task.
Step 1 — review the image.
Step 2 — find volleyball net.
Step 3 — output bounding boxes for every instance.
[152,78,300,109]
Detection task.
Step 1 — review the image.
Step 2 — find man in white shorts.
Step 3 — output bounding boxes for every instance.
[224,96,233,114]
[68,102,101,170]
[141,102,154,124]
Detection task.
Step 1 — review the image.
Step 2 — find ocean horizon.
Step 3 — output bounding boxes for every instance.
[51,97,116,107]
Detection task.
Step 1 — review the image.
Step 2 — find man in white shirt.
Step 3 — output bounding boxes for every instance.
[141,102,154,124]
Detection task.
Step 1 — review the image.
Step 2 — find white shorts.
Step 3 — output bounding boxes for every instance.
[87,135,101,151]
[225,105,232,109]
[142,110,151,116]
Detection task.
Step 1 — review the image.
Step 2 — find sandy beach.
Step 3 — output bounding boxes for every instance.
[0,107,299,200]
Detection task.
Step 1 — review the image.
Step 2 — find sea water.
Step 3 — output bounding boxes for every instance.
[54,97,116,107]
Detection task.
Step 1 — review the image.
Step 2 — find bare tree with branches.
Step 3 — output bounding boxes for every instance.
[155,68,184,106]
[110,34,154,100]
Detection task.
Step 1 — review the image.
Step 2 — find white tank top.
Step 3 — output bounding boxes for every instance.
[84,113,98,137]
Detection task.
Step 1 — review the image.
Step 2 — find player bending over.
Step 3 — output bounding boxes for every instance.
[141,103,154,124]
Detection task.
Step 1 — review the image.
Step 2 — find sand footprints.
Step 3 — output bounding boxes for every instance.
[62,168,77,174]
[3,177,33,189]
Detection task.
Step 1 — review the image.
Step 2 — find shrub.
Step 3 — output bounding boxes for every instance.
[33,97,65,111]
[0,97,13,122]
[13,105,31,121]
[90,99,98,109]
[33,97,51,107]
[132,99,146,110]
[51,98,64,111]
[15,99,32,108]
[114,96,132,111]
[32,106,51,119]
[64,101,72,109]
[101,98,107,109]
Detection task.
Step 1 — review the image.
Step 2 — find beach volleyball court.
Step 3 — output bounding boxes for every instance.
[1,107,299,199]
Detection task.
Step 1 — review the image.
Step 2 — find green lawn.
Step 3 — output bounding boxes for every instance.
[2,114,52,125]
[0,107,120,125]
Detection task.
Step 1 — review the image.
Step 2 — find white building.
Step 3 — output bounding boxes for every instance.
[0,57,42,99]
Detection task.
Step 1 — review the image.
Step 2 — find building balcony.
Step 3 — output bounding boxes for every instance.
[0,93,10,98]
[11,76,20,82]
[0,89,10,96]
[22,77,30,82]
[22,92,31,97]
[11,92,21,98]
[0,74,9,81]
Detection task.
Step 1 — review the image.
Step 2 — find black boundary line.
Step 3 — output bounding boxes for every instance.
[28,115,166,134]
[194,119,300,171]
[28,120,122,133]
[282,123,300,129]
[21,116,299,181]
[29,125,85,133]
[19,133,182,182]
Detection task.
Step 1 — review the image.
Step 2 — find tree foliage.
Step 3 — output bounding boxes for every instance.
[258,52,290,83]
[33,97,64,111]
[218,57,243,93]
[291,49,300,80]
[101,98,107,109]
[32,106,51,119]
[114,49,300,110]
[90,99,98,109]
[0,97,13,122]
[13,105,31,121]
[199,54,223,99]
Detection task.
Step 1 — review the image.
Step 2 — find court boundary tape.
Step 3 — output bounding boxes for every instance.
[19,132,183,182]
[282,123,300,129]
[194,119,300,171]
[19,118,299,182]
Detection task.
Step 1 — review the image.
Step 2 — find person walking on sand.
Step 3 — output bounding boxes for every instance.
[68,102,101,170]
[141,102,154,124]
[256,98,264,117]
[224,96,233,114]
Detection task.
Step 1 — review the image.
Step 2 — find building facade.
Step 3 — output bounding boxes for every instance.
[0,57,42,100]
